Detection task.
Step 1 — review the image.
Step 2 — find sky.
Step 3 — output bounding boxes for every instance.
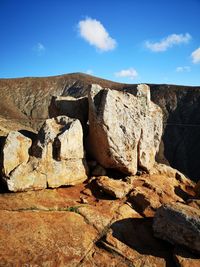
[0,0,200,85]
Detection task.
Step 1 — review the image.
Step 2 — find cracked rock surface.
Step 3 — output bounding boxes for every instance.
[0,173,199,267]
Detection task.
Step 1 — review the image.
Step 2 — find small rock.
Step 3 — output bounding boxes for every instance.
[153,202,200,254]
[80,196,88,204]
[96,176,132,199]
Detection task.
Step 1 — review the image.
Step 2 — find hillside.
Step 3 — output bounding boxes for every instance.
[0,72,200,181]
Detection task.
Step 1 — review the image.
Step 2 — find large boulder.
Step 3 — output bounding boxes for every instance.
[1,116,88,192]
[153,202,200,254]
[87,84,163,175]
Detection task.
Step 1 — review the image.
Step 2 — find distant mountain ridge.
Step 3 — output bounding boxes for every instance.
[0,72,200,181]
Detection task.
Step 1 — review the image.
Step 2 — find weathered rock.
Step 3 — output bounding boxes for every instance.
[129,171,195,216]
[2,73,200,183]
[2,116,88,191]
[33,116,84,160]
[46,159,88,188]
[150,163,191,182]
[80,245,130,267]
[51,95,88,132]
[34,116,87,188]
[2,131,32,176]
[153,203,200,254]
[0,210,98,266]
[6,157,46,192]
[96,176,132,199]
[87,84,163,175]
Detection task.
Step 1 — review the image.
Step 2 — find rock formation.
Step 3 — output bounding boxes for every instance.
[0,78,199,266]
[1,116,88,191]
[87,84,163,175]
[1,73,200,181]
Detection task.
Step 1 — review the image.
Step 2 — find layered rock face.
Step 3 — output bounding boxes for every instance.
[87,84,163,174]
[1,116,87,191]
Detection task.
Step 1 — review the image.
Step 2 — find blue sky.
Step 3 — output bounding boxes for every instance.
[0,0,200,85]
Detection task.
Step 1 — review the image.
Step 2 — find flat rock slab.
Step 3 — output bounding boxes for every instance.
[0,210,98,266]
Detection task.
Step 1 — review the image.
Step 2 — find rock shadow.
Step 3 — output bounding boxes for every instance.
[174,186,193,201]
[85,179,116,200]
[109,217,175,267]
[161,90,200,183]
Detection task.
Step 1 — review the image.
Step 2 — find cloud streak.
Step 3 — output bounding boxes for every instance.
[191,47,200,63]
[176,66,191,72]
[78,17,116,51]
[145,33,191,52]
[115,68,138,79]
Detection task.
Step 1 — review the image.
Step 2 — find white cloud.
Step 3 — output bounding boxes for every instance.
[34,42,45,55]
[191,47,200,63]
[115,68,138,80]
[176,66,191,72]
[78,17,116,51]
[145,33,191,52]
[86,69,93,75]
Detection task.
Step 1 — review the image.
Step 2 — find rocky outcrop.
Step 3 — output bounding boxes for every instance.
[153,203,200,254]
[1,73,200,182]
[1,116,88,191]
[87,84,163,175]
[128,168,195,216]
